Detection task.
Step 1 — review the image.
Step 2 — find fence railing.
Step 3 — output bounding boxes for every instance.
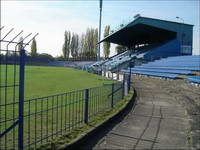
[1,69,127,149]
[0,27,39,150]
[0,27,130,150]
[21,82,124,149]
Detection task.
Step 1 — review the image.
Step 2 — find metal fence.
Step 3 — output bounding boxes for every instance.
[0,27,129,150]
[21,82,124,149]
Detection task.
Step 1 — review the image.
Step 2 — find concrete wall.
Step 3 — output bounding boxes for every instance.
[103,71,124,81]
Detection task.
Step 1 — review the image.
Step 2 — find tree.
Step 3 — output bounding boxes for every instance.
[85,28,93,57]
[115,45,126,54]
[82,28,98,58]
[93,29,98,58]
[79,34,85,57]
[70,33,79,58]
[74,34,79,58]
[17,37,23,52]
[62,31,71,60]
[103,25,110,58]
[62,28,98,60]
[31,38,37,56]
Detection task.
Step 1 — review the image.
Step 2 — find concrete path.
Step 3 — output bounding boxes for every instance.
[80,76,191,149]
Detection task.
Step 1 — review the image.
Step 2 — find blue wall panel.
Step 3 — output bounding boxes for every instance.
[143,39,181,60]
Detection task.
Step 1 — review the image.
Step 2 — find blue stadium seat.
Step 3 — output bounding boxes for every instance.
[135,66,200,71]
[91,52,200,75]
[130,68,191,74]
[121,55,200,79]
[135,55,200,71]
[122,69,178,79]
[187,76,200,84]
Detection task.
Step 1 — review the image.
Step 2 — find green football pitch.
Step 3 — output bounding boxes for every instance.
[0,65,121,149]
[0,65,114,100]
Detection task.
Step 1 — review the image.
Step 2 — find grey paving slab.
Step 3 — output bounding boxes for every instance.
[80,76,196,149]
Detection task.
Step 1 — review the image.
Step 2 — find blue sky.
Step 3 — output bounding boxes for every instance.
[2,0,199,56]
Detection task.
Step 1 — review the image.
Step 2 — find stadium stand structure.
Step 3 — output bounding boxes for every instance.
[122,55,200,81]
[85,16,200,83]
[89,16,194,73]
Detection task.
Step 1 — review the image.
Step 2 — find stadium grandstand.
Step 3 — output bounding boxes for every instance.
[86,16,200,84]
[122,55,200,79]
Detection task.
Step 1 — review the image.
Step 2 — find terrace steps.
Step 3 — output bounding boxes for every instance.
[122,55,200,83]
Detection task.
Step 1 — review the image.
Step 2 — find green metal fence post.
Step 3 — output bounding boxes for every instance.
[128,60,131,92]
[111,83,114,108]
[122,81,124,99]
[123,73,125,97]
[18,48,26,150]
[84,89,89,124]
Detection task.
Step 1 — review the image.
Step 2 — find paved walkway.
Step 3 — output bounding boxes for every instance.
[80,76,191,149]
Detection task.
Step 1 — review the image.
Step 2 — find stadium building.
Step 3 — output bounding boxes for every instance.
[88,16,199,84]
[91,16,194,71]
[101,16,193,56]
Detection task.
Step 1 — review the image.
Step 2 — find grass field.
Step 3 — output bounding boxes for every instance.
[0,65,114,100]
[25,66,115,99]
[0,65,122,149]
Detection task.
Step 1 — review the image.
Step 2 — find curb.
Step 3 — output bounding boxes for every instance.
[62,88,137,150]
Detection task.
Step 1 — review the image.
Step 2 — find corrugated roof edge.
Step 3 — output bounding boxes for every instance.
[140,16,194,27]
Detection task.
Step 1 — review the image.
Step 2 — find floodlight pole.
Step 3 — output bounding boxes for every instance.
[97,0,103,61]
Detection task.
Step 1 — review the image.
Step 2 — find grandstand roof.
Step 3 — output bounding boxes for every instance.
[98,16,193,47]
